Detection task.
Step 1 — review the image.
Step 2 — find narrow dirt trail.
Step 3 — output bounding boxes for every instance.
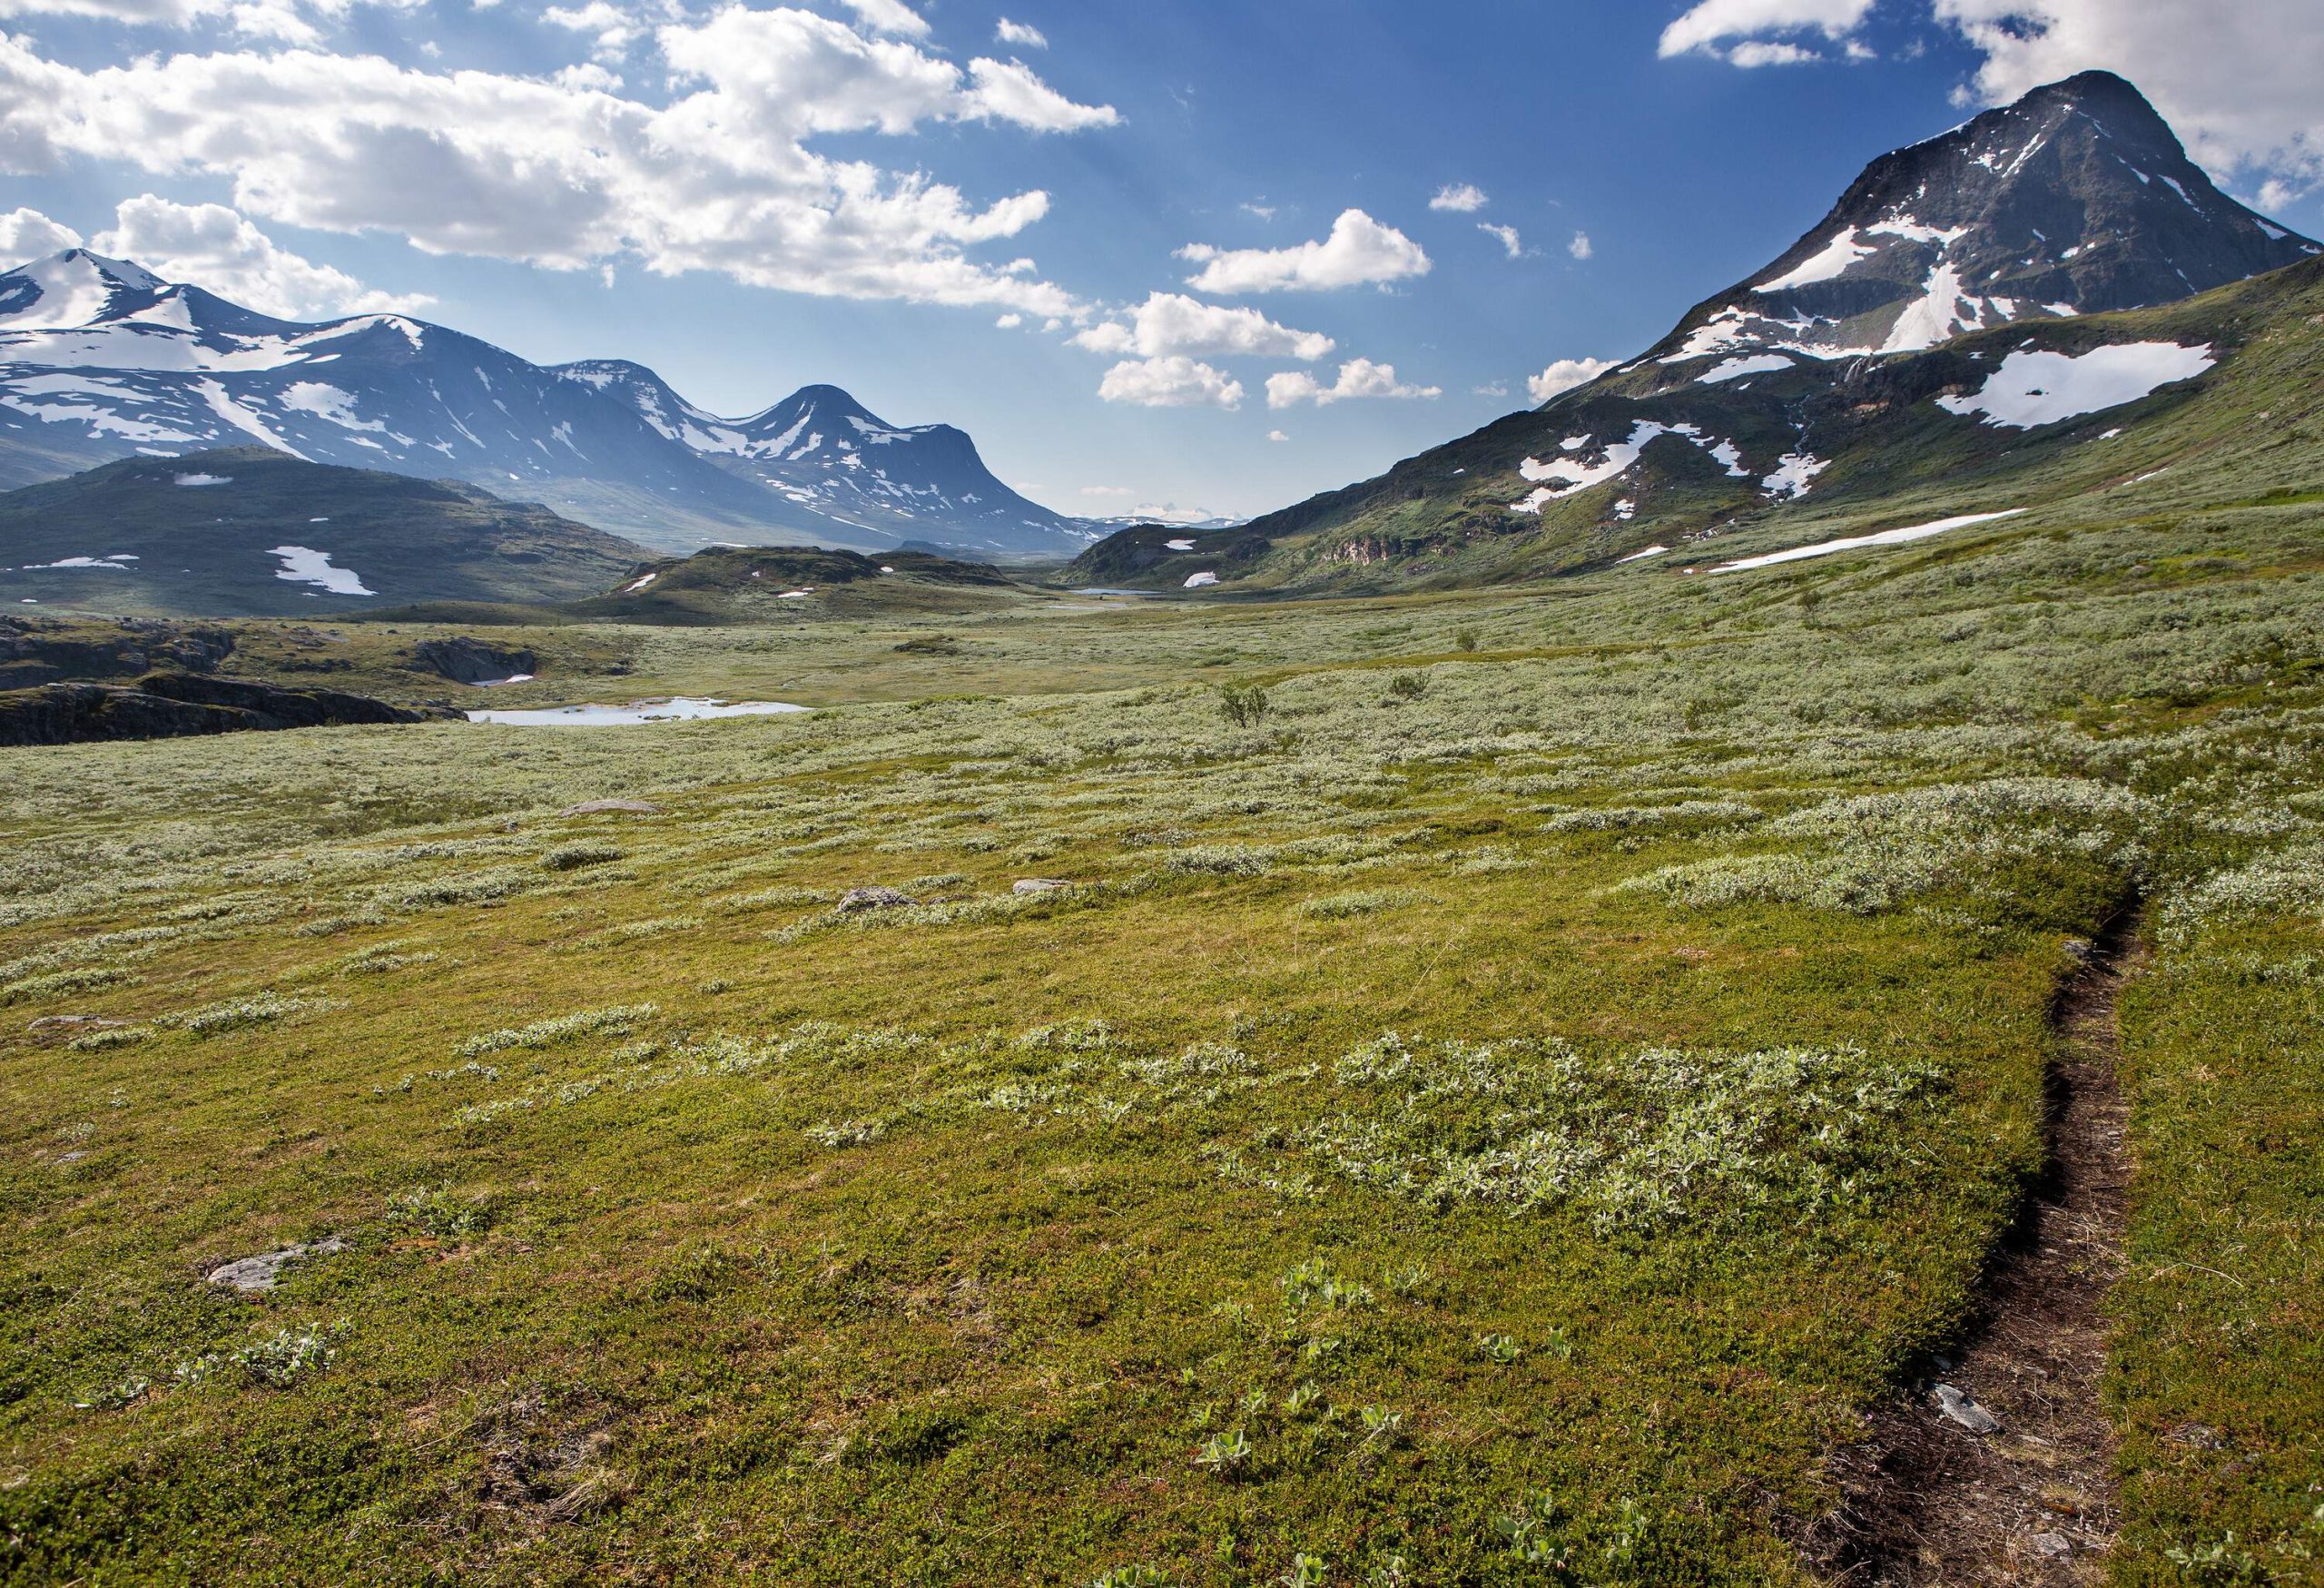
[1815,915,2142,1584]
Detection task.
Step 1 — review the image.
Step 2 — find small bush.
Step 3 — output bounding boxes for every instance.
[1218,683,1269,728]
[1386,672,1428,700]
[544,842,623,872]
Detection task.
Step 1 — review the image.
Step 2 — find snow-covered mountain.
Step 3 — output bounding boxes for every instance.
[1652,70,2315,370]
[1182,70,2319,587]
[0,251,1093,557]
[554,361,1088,552]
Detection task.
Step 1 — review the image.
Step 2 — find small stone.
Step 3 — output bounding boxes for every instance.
[205,1236,347,1293]
[2027,1532,2073,1559]
[836,886,918,914]
[1011,878,1074,895]
[556,799,663,817]
[1933,1383,2001,1434]
[2166,1422,2224,1450]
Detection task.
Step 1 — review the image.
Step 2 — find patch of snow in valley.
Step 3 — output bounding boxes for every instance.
[28,553,137,569]
[1184,571,1218,588]
[267,544,375,597]
[1165,538,1196,551]
[1761,452,1831,498]
[1711,509,2025,572]
[1617,544,1669,563]
[1935,341,2214,429]
[174,472,231,486]
[624,572,659,593]
[1882,262,1982,352]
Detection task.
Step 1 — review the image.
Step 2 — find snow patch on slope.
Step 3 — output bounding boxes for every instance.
[1935,341,2214,429]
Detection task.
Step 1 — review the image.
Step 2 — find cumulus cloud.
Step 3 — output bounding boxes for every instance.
[0,204,83,262]
[1098,355,1244,409]
[1568,231,1593,260]
[1527,356,1615,403]
[1266,429,1288,440]
[1429,182,1487,212]
[87,193,432,317]
[838,0,929,37]
[0,10,1118,316]
[1079,483,1132,496]
[1479,222,1524,258]
[1071,291,1333,360]
[1177,209,1430,294]
[543,0,641,61]
[1265,358,1441,409]
[1658,0,1876,63]
[994,16,1046,47]
[0,0,423,44]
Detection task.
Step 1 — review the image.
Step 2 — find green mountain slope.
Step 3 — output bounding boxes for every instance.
[0,447,649,616]
[1072,254,2324,594]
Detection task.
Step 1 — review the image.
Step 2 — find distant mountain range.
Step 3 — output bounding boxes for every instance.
[0,446,645,616]
[0,253,1093,558]
[1082,71,2320,592]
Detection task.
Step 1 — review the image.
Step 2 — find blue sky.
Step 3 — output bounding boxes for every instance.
[0,0,2319,520]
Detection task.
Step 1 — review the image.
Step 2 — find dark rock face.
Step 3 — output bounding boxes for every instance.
[0,671,454,745]
[1652,71,2318,364]
[0,616,233,688]
[413,636,537,684]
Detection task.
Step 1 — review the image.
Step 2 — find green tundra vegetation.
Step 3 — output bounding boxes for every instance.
[3,419,2323,1585]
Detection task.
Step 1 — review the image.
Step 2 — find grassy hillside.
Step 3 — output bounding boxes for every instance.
[1092,255,2324,596]
[0,448,649,616]
[2,424,2322,1582]
[565,545,1023,626]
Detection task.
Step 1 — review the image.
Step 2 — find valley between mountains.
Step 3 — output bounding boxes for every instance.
[5,67,2324,1588]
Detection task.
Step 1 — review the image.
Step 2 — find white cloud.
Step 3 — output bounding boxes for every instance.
[0,204,83,261]
[1239,201,1276,221]
[1479,222,1523,258]
[90,194,430,317]
[1527,356,1615,403]
[1568,231,1593,260]
[1658,0,1876,62]
[1472,380,1509,397]
[0,12,1118,316]
[1079,483,1132,496]
[544,1,639,60]
[1265,358,1441,409]
[1931,0,2324,198]
[1727,39,1820,65]
[994,16,1047,48]
[1071,291,1333,360]
[1177,209,1430,294]
[1098,355,1244,409]
[1429,182,1487,212]
[838,0,930,37]
[0,0,423,44]
[1266,429,1288,441]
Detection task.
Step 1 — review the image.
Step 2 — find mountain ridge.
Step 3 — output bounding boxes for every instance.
[0,252,1094,559]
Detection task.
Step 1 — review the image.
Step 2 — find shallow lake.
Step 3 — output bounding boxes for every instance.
[466,697,810,725]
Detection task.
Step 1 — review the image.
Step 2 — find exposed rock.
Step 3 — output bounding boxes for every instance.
[25,1014,128,1031]
[0,615,233,689]
[0,672,454,746]
[556,799,663,817]
[2027,1532,2073,1560]
[413,636,538,685]
[1933,1383,2001,1434]
[205,1236,347,1293]
[836,886,918,914]
[1011,878,1074,895]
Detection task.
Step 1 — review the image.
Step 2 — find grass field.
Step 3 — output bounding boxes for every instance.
[5,471,2324,1583]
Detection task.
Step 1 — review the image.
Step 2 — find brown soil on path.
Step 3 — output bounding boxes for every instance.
[1807,914,2142,1584]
